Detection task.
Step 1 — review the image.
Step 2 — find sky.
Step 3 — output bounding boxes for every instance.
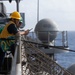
[1,0,75,31]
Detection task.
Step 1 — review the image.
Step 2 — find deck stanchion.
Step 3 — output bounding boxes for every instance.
[16,34,22,75]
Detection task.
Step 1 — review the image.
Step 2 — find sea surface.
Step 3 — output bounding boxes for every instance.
[55,31,75,69]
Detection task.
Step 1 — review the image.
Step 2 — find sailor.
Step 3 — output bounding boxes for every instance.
[0,11,29,69]
[17,17,23,29]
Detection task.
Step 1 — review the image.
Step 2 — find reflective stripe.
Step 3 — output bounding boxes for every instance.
[0,21,15,38]
[0,39,15,52]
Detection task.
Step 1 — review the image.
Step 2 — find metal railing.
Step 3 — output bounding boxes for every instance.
[21,36,72,75]
[10,35,22,75]
[27,31,68,48]
[0,34,72,75]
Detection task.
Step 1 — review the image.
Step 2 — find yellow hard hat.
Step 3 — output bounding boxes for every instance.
[10,11,21,20]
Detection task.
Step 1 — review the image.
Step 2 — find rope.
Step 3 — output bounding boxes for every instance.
[22,40,75,53]
[1,38,75,53]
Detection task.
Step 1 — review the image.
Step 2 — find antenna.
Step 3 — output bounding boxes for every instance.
[0,0,21,12]
[37,0,39,22]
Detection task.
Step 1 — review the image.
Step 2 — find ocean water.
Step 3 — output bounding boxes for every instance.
[55,31,75,69]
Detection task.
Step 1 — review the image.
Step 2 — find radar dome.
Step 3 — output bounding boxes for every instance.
[35,19,58,44]
[64,64,75,75]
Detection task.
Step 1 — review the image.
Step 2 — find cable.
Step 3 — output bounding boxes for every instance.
[23,40,75,53]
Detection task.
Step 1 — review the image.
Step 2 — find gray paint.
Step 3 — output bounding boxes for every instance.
[35,19,58,43]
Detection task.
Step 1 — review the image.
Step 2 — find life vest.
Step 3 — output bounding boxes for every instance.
[0,21,15,38]
[0,21,16,52]
[0,26,4,34]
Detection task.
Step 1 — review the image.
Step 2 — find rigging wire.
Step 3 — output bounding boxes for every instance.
[23,40,75,53]
[0,38,75,52]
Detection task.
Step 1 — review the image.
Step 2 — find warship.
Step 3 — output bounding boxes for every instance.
[0,1,75,75]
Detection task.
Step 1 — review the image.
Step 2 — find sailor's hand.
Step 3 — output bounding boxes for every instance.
[24,29,29,35]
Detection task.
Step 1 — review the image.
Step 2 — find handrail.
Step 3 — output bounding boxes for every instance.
[10,35,22,75]
[16,35,22,75]
[10,44,18,75]
[9,35,73,75]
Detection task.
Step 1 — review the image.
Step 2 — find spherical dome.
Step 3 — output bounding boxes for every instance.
[35,19,58,43]
[66,64,75,75]
[63,64,75,75]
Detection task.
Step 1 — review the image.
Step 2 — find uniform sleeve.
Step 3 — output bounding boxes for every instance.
[7,24,18,35]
